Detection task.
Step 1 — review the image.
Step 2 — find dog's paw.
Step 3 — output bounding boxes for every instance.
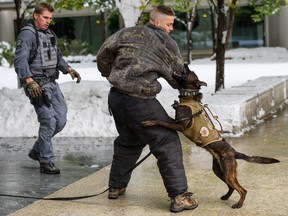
[221,194,230,200]
[231,202,243,209]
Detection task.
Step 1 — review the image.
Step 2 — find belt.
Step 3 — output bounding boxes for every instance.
[34,75,56,86]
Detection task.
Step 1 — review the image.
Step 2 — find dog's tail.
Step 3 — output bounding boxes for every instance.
[235,152,280,164]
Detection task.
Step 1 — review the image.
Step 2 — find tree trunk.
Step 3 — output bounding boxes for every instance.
[100,11,107,43]
[14,0,23,36]
[215,0,226,92]
[186,11,192,63]
[186,4,198,64]
[208,0,217,54]
[14,0,28,35]
[225,0,238,49]
[14,0,25,89]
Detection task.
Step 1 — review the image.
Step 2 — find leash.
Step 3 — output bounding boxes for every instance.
[0,151,152,201]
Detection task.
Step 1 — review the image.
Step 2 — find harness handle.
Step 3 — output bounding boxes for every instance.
[202,104,223,132]
[202,104,234,134]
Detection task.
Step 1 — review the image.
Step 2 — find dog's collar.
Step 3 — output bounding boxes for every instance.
[179,89,199,98]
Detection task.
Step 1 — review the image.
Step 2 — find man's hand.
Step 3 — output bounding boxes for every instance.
[68,68,81,83]
[26,80,43,107]
[26,80,42,98]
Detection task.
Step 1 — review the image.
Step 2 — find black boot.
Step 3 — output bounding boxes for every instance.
[28,149,40,162]
[108,188,126,199]
[40,163,60,174]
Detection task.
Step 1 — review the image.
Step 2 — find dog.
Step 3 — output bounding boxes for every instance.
[142,64,280,209]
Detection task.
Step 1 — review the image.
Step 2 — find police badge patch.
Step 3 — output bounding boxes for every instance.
[16,39,23,49]
[200,126,209,137]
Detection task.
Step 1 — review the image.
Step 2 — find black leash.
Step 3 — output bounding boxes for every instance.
[0,151,152,201]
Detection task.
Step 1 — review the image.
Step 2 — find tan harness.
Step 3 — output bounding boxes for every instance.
[178,98,222,147]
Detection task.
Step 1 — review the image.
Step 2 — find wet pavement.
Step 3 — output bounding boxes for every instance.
[1,105,288,215]
[0,137,114,215]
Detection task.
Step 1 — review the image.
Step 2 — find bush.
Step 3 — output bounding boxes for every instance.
[57,38,95,56]
[0,41,15,67]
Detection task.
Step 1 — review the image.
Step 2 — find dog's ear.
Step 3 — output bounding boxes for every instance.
[184,64,199,80]
[184,64,208,88]
[183,63,190,74]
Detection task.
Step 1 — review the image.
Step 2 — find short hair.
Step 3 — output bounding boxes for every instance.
[33,2,54,15]
[150,5,175,21]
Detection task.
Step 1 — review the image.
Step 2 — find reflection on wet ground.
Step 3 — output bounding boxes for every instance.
[0,137,114,216]
[1,105,288,215]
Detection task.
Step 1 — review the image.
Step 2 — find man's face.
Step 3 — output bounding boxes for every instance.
[34,10,53,31]
[154,15,175,34]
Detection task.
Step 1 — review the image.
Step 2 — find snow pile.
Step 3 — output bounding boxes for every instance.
[0,47,288,137]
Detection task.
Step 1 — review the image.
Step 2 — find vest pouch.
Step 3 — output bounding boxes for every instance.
[39,32,58,68]
[40,45,57,67]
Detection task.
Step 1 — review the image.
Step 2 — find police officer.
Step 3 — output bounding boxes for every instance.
[14,2,81,174]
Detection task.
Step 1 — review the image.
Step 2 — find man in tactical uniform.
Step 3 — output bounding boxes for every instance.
[97,5,198,213]
[14,2,81,174]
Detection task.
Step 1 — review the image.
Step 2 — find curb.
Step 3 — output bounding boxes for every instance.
[203,76,288,133]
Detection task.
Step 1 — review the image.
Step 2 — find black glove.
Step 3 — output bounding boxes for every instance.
[68,68,81,83]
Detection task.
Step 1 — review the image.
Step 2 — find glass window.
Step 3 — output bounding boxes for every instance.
[171,6,264,51]
[49,6,264,54]
[231,6,264,48]
[51,16,103,51]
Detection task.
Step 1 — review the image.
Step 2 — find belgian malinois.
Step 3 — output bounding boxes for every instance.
[142,64,280,208]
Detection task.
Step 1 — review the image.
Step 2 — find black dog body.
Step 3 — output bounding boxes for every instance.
[142,64,279,208]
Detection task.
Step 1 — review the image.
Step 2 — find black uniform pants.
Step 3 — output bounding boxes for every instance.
[108,87,188,198]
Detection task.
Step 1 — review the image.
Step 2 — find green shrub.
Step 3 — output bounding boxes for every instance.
[57,38,71,56]
[0,41,15,67]
[57,38,95,56]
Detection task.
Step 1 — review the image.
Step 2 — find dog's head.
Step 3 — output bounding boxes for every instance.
[173,63,207,90]
[173,64,207,101]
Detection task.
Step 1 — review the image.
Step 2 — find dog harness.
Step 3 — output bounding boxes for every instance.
[178,98,222,147]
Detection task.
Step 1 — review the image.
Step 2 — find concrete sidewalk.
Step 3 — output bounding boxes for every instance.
[9,106,288,216]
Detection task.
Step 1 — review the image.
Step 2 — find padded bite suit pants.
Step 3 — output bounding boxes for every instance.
[108,87,188,198]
